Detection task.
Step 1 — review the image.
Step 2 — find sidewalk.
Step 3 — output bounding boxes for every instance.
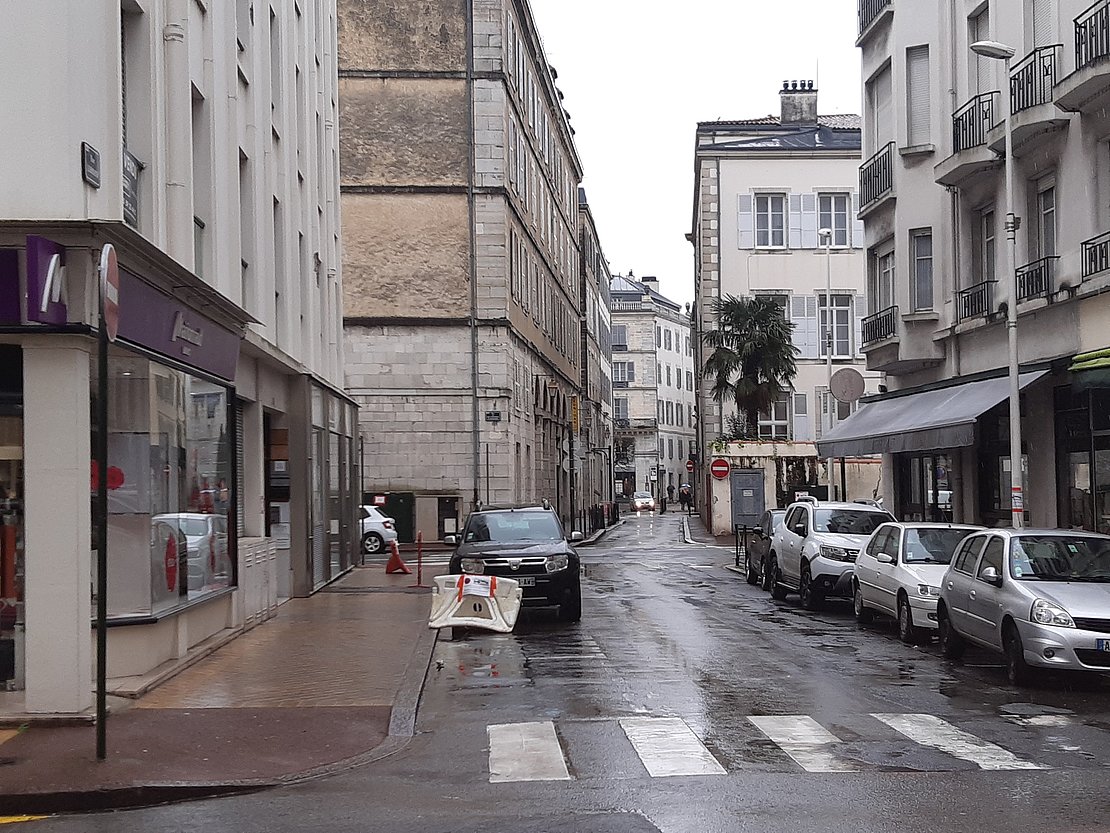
[682,512,735,548]
[0,565,441,815]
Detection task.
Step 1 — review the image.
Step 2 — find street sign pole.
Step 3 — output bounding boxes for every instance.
[95,244,116,761]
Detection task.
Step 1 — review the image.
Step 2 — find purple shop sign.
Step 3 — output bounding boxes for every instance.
[117,269,240,382]
[0,249,18,324]
[26,236,69,325]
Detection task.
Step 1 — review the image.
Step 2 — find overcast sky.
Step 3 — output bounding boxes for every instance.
[530,0,863,307]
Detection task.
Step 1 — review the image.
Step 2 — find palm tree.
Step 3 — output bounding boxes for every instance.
[702,295,798,440]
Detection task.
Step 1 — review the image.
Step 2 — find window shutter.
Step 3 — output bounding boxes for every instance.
[738,194,754,248]
[851,192,865,247]
[800,194,818,249]
[788,194,803,249]
[854,294,867,356]
[791,296,818,359]
[871,65,893,148]
[627,362,635,381]
[906,45,931,147]
[1032,0,1053,46]
[814,386,828,439]
[805,295,819,359]
[792,393,813,441]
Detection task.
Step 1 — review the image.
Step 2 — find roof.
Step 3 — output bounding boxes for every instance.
[609,275,683,312]
[699,124,861,153]
[699,114,861,130]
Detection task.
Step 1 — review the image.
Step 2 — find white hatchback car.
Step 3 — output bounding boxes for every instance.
[853,522,983,643]
[360,505,398,555]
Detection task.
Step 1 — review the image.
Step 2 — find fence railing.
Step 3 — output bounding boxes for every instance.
[858,0,891,36]
[952,92,999,153]
[1082,229,1110,278]
[861,305,898,344]
[859,142,894,209]
[958,280,997,320]
[1076,0,1110,70]
[1011,45,1061,113]
[1015,256,1059,301]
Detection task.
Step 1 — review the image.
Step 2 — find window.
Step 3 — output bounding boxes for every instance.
[794,393,808,416]
[819,294,853,358]
[676,407,683,428]
[977,537,1005,580]
[867,63,893,150]
[656,325,662,347]
[668,438,674,460]
[658,399,664,422]
[666,365,672,386]
[755,194,787,247]
[664,329,672,350]
[665,401,673,424]
[1037,181,1056,259]
[689,404,695,426]
[911,229,934,310]
[686,370,693,390]
[906,45,931,146]
[612,324,627,349]
[970,8,992,94]
[951,536,985,575]
[975,207,996,284]
[1032,0,1054,46]
[873,249,895,312]
[758,393,791,440]
[677,439,684,459]
[818,194,850,247]
[613,361,635,383]
[614,397,628,421]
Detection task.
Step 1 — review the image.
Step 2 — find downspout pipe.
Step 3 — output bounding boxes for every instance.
[466,0,481,510]
[164,0,192,267]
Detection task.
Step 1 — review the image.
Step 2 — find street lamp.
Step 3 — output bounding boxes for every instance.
[972,38,1024,528]
[818,227,834,498]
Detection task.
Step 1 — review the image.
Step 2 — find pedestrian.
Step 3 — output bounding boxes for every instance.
[667,484,675,503]
[679,484,691,513]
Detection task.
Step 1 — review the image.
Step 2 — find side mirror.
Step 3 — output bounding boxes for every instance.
[444,534,458,546]
[876,553,895,564]
[980,566,1002,586]
[570,531,584,542]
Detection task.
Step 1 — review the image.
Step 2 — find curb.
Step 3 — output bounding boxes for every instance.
[0,616,442,815]
[577,518,625,546]
[681,516,694,545]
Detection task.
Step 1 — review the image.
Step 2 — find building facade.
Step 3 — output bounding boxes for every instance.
[824,0,1110,531]
[339,0,587,534]
[0,1,353,716]
[610,276,696,504]
[691,83,880,532]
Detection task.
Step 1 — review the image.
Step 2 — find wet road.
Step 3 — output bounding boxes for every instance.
[32,512,1110,832]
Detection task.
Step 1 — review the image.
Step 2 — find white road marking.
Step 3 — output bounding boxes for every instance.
[1004,714,1073,728]
[873,713,1044,770]
[747,715,858,773]
[487,722,572,783]
[619,717,727,777]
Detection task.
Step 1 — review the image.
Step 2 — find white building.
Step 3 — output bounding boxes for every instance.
[824,0,1110,531]
[691,82,880,532]
[0,1,352,717]
[610,276,696,505]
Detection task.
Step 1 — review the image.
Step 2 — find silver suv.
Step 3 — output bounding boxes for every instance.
[769,499,896,610]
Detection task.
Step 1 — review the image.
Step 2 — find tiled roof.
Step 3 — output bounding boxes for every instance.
[699,114,861,130]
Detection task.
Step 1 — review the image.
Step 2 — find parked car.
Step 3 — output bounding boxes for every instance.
[151,512,229,591]
[853,522,983,643]
[360,505,398,555]
[769,500,896,610]
[630,491,656,512]
[740,508,785,588]
[937,528,1110,686]
[446,504,583,621]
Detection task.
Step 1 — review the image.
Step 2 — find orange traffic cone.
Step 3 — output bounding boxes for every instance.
[385,540,411,574]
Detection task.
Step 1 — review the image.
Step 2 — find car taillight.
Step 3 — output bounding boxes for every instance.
[383,520,394,529]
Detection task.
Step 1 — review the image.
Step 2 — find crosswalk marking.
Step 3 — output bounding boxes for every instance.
[487,721,572,783]
[747,715,858,773]
[873,713,1044,771]
[618,717,726,777]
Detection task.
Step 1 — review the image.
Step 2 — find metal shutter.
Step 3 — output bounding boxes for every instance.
[236,400,245,538]
[972,9,991,94]
[906,45,931,146]
[869,65,893,149]
[1032,0,1053,47]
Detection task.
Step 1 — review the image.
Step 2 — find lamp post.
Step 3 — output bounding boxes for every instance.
[972,39,1024,528]
[818,227,834,499]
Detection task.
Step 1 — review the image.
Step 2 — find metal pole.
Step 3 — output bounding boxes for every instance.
[822,230,834,499]
[1002,56,1024,528]
[95,263,109,761]
[485,444,490,505]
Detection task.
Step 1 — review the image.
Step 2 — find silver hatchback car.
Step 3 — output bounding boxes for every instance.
[937,528,1110,686]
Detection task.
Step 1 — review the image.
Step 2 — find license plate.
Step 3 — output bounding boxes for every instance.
[1097,639,1110,653]
[517,577,536,587]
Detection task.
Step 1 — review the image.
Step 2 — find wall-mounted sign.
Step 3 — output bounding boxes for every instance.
[373,494,387,506]
[122,149,141,228]
[27,236,68,325]
[485,411,502,423]
[82,142,101,189]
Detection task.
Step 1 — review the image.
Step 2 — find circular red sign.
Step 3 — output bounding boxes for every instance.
[710,458,731,479]
[99,244,120,342]
[685,460,695,473]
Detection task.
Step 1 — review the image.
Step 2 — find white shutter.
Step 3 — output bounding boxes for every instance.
[870,65,893,149]
[1032,0,1054,47]
[791,296,818,359]
[793,393,813,442]
[851,192,865,247]
[854,295,867,355]
[906,45,931,147]
[972,9,991,94]
[788,194,803,249]
[814,386,828,439]
[805,295,819,359]
[738,194,754,248]
[800,194,818,249]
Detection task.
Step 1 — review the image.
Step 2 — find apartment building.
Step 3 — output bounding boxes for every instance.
[0,1,351,717]
[691,83,880,530]
[610,276,696,503]
[339,0,586,533]
[825,0,1110,531]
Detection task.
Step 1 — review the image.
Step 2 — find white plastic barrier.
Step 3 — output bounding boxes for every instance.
[428,574,523,633]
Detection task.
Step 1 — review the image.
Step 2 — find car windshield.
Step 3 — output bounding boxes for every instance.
[633,492,651,499]
[813,509,891,535]
[463,511,563,543]
[902,528,978,564]
[1010,535,1110,582]
[175,518,208,536]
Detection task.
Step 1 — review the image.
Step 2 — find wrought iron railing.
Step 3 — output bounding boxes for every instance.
[952,93,999,153]
[861,305,898,344]
[858,0,891,36]
[1076,0,1110,70]
[1082,229,1110,278]
[611,300,647,312]
[859,142,894,209]
[1015,256,1059,301]
[1011,45,1061,113]
[958,280,996,320]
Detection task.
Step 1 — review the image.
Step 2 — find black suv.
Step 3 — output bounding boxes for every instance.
[447,505,583,621]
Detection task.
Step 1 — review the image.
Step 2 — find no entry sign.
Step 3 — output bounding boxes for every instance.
[99,244,119,342]
[710,458,730,479]
[685,459,695,473]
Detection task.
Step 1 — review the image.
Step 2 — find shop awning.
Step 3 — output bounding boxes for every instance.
[815,370,1048,458]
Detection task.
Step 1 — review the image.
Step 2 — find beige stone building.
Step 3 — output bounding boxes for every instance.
[339,0,586,534]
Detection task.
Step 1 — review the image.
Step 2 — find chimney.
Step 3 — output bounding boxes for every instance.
[641,276,659,291]
[780,79,818,126]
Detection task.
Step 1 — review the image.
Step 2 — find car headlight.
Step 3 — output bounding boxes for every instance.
[917,584,941,597]
[819,545,850,561]
[1031,599,1074,628]
[460,558,485,575]
[545,555,569,573]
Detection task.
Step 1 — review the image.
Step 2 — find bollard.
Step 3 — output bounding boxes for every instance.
[411,530,427,588]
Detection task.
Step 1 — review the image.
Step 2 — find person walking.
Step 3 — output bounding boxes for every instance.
[667,484,675,503]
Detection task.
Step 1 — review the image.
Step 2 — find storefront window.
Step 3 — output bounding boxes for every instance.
[91,346,235,618]
[0,346,23,690]
[896,453,953,522]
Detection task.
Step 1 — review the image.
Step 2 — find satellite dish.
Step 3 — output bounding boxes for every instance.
[831,368,866,404]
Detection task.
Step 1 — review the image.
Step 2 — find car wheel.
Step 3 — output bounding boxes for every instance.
[559,589,582,622]
[938,605,966,660]
[853,581,874,625]
[770,557,789,601]
[799,562,823,611]
[361,532,385,555]
[760,557,775,592]
[898,594,922,644]
[1004,625,1035,687]
[745,550,760,585]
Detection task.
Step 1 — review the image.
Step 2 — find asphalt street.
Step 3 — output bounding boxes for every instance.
[25,512,1110,832]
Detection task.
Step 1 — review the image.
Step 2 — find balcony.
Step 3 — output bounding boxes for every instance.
[1016,256,1060,302]
[612,300,647,312]
[861,305,898,345]
[935,93,1000,187]
[958,280,997,320]
[858,142,895,218]
[856,0,893,44]
[1057,0,1110,113]
[986,46,1070,156]
[615,417,658,433]
[1082,230,1110,279]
